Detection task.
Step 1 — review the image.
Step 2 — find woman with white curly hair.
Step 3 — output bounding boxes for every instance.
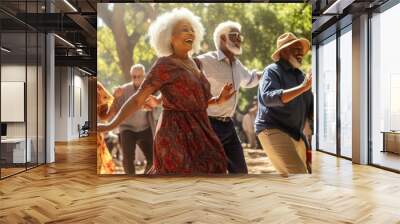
[98,8,235,174]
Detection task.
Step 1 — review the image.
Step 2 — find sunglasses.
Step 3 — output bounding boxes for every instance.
[226,32,244,42]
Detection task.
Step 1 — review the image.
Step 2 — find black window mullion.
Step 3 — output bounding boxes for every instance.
[336,29,341,157]
[36,0,39,167]
[25,0,28,171]
[316,44,319,151]
[367,11,373,165]
[44,32,47,164]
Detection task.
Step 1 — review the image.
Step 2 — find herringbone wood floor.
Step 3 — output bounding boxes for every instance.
[1,136,400,224]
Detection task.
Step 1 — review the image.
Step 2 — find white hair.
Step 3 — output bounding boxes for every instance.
[148,8,205,57]
[130,64,145,74]
[213,21,241,50]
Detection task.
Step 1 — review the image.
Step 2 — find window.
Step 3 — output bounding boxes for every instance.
[0,1,47,179]
[317,35,337,154]
[339,28,352,158]
[370,3,400,171]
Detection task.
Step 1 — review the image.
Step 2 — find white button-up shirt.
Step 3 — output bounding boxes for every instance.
[197,50,260,117]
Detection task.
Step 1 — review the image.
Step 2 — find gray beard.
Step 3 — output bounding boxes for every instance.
[226,40,242,55]
[288,55,301,69]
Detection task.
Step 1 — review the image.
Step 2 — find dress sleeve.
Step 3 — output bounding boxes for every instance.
[203,78,213,100]
[96,82,113,120]
[140,57,178,93]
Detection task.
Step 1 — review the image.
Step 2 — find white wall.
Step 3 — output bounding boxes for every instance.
[1,64,26,157]
[1,64,46,163]
[72,73,89,138]
[55,66,69,141]
[54,67,89,141]
[1,65,29,138]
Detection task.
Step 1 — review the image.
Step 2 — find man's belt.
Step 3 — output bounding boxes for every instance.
[209,116,231,122]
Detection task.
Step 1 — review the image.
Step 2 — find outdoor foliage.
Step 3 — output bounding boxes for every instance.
[98,3,312,113]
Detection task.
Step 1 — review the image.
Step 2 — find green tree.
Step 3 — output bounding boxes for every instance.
[97,3,312,110]
[98,3,157,83]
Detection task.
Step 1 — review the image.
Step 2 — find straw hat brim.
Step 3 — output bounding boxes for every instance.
[271,38,310,62]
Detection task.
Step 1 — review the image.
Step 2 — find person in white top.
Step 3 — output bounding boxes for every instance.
[197,21,261,174]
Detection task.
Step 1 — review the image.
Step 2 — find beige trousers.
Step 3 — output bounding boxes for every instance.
[258,129,307,176]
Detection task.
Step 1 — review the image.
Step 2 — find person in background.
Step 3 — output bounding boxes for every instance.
[242,97,258,149]
[106,64,156,175]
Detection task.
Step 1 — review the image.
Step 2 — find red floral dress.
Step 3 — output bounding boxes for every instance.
[96,82,116,174]
[144,56,227,174]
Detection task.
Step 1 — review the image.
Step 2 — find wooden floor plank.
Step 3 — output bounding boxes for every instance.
[0,135,399,223]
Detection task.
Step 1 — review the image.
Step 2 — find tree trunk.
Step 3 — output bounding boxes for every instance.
[98,4,157,83]
[111,4,134,82]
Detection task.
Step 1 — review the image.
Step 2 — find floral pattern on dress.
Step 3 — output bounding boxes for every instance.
[142,57,227,174]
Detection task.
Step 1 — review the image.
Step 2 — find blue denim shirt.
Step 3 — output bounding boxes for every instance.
[255,59,313,141]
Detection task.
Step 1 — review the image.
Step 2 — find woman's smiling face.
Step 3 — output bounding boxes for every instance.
[171,20,195,55]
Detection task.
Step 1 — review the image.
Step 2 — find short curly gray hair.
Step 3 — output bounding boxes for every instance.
[130,64,145,74]
[213,21,241,50]
[148,8,205,57]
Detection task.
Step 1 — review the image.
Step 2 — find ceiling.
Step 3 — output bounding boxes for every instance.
[1,0,395,74]
[0,0,97,75]
[311,0,390,42]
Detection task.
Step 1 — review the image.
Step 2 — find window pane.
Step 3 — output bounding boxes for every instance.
[340,29,352,158]
[312,45,317,150]
[1,31,27,177]
[371,3,400,171]
[27,31,38,169]
[318,36,337,154]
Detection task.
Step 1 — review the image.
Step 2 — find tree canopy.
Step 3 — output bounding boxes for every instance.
[98,3,311,113]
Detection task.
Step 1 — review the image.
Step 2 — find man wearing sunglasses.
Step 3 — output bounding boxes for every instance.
[197,21,262,174]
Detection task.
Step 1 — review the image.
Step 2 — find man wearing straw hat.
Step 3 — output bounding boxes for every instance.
[255,32,313,176]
